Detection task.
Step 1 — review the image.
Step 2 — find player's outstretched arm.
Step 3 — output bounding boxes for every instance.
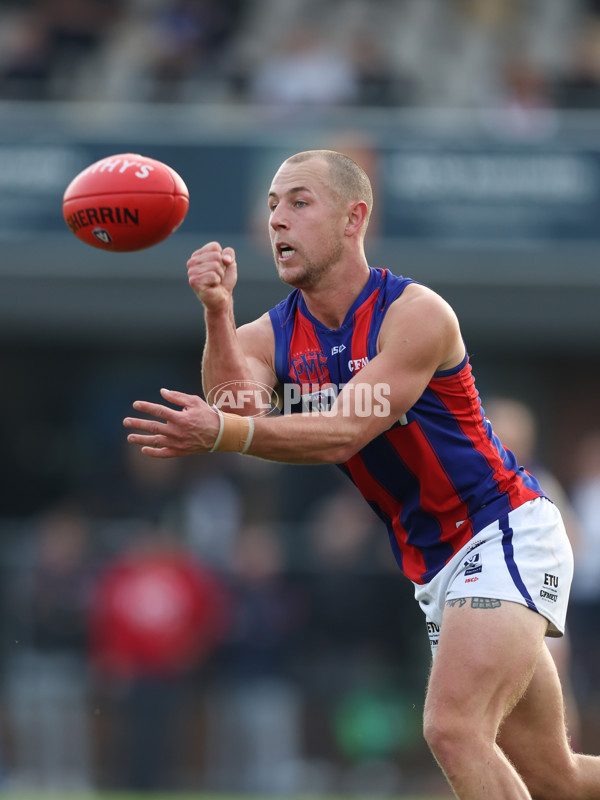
[123,286,464,464]
[188,242,277,414]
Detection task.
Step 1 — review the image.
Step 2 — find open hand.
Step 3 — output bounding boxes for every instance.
[123,388,219,458]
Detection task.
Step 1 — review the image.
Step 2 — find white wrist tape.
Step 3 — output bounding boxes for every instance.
[241,416,255,454]
[209,407,225,452]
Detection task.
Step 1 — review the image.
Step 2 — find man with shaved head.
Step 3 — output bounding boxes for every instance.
[124,151,600,799]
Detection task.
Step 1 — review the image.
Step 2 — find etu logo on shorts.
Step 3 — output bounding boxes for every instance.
[463,552,482,576]
[540,573,559,603]
[426,621,440,649]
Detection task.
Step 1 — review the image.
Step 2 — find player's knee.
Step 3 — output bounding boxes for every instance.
[423,712,473,772]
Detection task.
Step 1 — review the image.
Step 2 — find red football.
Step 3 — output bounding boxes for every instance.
[62,153,189,252]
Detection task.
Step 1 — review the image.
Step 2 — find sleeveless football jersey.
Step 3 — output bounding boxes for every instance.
[268,267,545,584]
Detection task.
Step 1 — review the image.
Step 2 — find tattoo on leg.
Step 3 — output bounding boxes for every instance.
[446,598,467,608]
[471,598,502,609]
[446,597,502,609]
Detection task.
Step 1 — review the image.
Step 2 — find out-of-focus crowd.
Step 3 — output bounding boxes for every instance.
[0,446,428,795]
[1,393,600,795]
[3,0,600,113]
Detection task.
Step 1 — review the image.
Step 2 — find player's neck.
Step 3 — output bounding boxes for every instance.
[302,258,371,329]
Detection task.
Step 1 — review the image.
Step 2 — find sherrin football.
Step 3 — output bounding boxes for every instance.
[62,153,189,252]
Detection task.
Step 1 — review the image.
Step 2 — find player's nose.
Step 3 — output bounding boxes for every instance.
[269,205,289,230]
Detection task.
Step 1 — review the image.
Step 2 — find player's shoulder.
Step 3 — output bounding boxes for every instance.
[388,281,457,324]
[379,281,463,367]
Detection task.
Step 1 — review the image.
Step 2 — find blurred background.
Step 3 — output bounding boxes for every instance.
[1,0,600,796]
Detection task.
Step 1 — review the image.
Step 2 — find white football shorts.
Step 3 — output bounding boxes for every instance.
[413,497,574,656]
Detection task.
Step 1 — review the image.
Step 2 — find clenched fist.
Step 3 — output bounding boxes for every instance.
[187,241,238,311]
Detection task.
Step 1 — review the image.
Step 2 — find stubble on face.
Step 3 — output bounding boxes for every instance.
[274,235,344,290]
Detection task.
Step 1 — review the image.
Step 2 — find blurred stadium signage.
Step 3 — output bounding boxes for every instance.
[2,131,600,244]
[382,148,599,242]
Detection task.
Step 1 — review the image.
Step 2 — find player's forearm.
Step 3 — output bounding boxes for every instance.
[246,410,372,465]
[202,304,255,395]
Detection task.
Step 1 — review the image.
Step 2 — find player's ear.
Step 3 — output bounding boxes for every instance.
[344,200,369,237]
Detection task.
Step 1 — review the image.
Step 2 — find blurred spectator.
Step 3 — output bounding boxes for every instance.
[554,22,600,109]
[178,454,243,570]
[81,440,186,526]
[483,55,558,139]
[39,0,122,84]
[0,0,596,110]
[0,0,122,100]
[483,396,581,747]
[568,432,600,751]
[145,0,241,102]
[88,530,230,789]
[348,30,413,107]
[570,432,600,602]
[0,8,52,100]
[248,26,358,109]
[87,0,244,102]
[300,488,391,750]
[3,503,97,791]
[288,484,427,791]
[204,524,306,794]
[483,396,580,538]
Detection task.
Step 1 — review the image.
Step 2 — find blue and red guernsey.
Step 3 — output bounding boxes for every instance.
[268,267,545,584]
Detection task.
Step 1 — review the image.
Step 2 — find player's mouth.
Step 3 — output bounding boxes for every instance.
[277,243,297,262]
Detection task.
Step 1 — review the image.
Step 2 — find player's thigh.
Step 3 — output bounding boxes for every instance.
[498,643,574,780]
[425,598,548,738]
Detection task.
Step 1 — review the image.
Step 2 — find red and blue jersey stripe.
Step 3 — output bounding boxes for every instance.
[268,267,545,584]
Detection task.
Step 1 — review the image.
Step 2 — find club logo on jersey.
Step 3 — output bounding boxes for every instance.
[290,351,330,384]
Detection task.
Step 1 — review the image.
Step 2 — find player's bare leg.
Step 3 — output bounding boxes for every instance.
[423,598,548,799]
[499,642,600,799]
[546,633,581,752]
